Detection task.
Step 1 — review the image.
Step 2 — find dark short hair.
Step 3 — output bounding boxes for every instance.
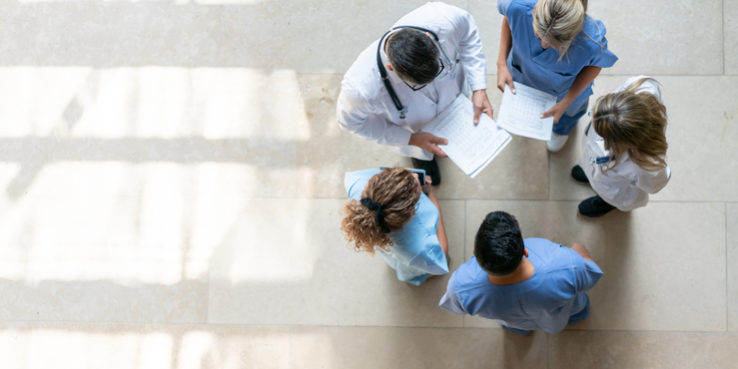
[474,211,524,276]
[386,29,440,85]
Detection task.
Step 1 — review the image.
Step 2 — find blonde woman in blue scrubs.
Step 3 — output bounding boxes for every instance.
[496,0,618,152]
[341,167,449,286]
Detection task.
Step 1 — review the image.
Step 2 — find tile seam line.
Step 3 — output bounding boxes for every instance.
[2,321,736,335]
[726,201,729,331]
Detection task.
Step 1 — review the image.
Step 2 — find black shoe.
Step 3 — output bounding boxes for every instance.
[571,165,589,183]
[578,196,616,217]
[411,157,441,186]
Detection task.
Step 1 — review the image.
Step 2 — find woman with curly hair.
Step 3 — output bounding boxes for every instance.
[342,167,449,285]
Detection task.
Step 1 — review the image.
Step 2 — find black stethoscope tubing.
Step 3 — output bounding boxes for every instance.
[376,26,440,120]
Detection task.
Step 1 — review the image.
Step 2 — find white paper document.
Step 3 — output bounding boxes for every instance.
[423,94,511,178]
[497,82,557,141]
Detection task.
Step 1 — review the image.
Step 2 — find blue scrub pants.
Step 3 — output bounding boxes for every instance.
[553,100,589,136]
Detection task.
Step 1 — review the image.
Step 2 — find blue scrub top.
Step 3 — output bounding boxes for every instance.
[498,0,618,108]
[439,238,603,333]
[344,169,449,286]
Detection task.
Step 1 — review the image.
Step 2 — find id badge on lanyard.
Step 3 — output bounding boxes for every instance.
[584,123,614,166]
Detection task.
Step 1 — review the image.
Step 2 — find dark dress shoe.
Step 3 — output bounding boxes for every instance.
[578,195,616,217]
[571,165,589,183]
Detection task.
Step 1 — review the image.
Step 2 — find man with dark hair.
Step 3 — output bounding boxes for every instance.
[439,211,603,335]
[337,2,492,186]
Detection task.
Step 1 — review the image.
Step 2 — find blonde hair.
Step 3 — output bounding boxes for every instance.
[341,167,422,253]
[592,77,668,172]
[533,0,587,59]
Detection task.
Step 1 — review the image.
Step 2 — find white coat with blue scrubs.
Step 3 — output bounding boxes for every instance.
[498,0,618,134]
[345,169,449,285]
[579,76,671,211]
[337,2,487,160]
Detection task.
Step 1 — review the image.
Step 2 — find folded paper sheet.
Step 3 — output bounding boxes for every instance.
[423,95,511,178]
[497,83,557,141]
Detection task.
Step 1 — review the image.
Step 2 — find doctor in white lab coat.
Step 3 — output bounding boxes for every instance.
[337,2,491,184]
[574,76,671,216]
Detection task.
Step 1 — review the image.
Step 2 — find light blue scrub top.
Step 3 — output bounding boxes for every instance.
[498,0,618,109]
[439,238,603,333]
[345,169,449,286]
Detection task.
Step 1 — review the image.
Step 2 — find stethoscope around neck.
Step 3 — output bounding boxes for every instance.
[376,26,440,120]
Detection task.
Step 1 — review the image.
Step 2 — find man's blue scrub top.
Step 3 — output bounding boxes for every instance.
[439,238,603,333]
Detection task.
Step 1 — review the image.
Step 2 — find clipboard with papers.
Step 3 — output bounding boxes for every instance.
[497,82,557,141]
[422,94,512,178]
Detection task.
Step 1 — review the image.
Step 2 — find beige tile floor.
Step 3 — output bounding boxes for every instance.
[0,0,737,368]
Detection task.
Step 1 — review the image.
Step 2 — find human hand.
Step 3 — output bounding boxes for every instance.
[541,99,571,124]
[421,176,433,194]
[571,243,593,261]
[409,132,448,157]
[496,63,515,94]
[471,89,494,125]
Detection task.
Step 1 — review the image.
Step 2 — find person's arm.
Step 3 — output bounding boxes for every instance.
[445,4,492,123]
[571,242,594,262]
[570,243,603,292]
[496,17,515,93]
[338,82,447,156]
[439,287,467,315]
[541,66,602,123]
[635,165,671,194]
[423,180,448,255]
[337,83,412,147]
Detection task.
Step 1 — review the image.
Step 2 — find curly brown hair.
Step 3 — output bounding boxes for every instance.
[341,167,422,253]
[593,77,668,172]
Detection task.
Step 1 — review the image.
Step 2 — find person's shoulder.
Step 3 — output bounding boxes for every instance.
[524,237,561,251]
[524,238,580,269]
[396,2,470,36]
[416,193,440,221]
[626,75,663,100]
[393,209,440,254]
[570,16,617,65]
[398,195,438,240]
[571,16,609,53]
[408,2,471,18]
[582,15,608,40]
[422,1,465,13]
[502,0,535,17]
[611,153,640,175]
[527,242,586,289]
[448,257,489,292]
[344,169,380,196]
[342,41,385,101]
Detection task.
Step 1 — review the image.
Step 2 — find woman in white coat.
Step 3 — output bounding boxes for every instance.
[571,76,670,217]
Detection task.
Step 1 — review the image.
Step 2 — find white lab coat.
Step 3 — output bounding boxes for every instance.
[336,2,487,160]
[579,76,671,211]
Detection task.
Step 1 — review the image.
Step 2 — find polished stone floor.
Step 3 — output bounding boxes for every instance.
[0,0,737,368]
